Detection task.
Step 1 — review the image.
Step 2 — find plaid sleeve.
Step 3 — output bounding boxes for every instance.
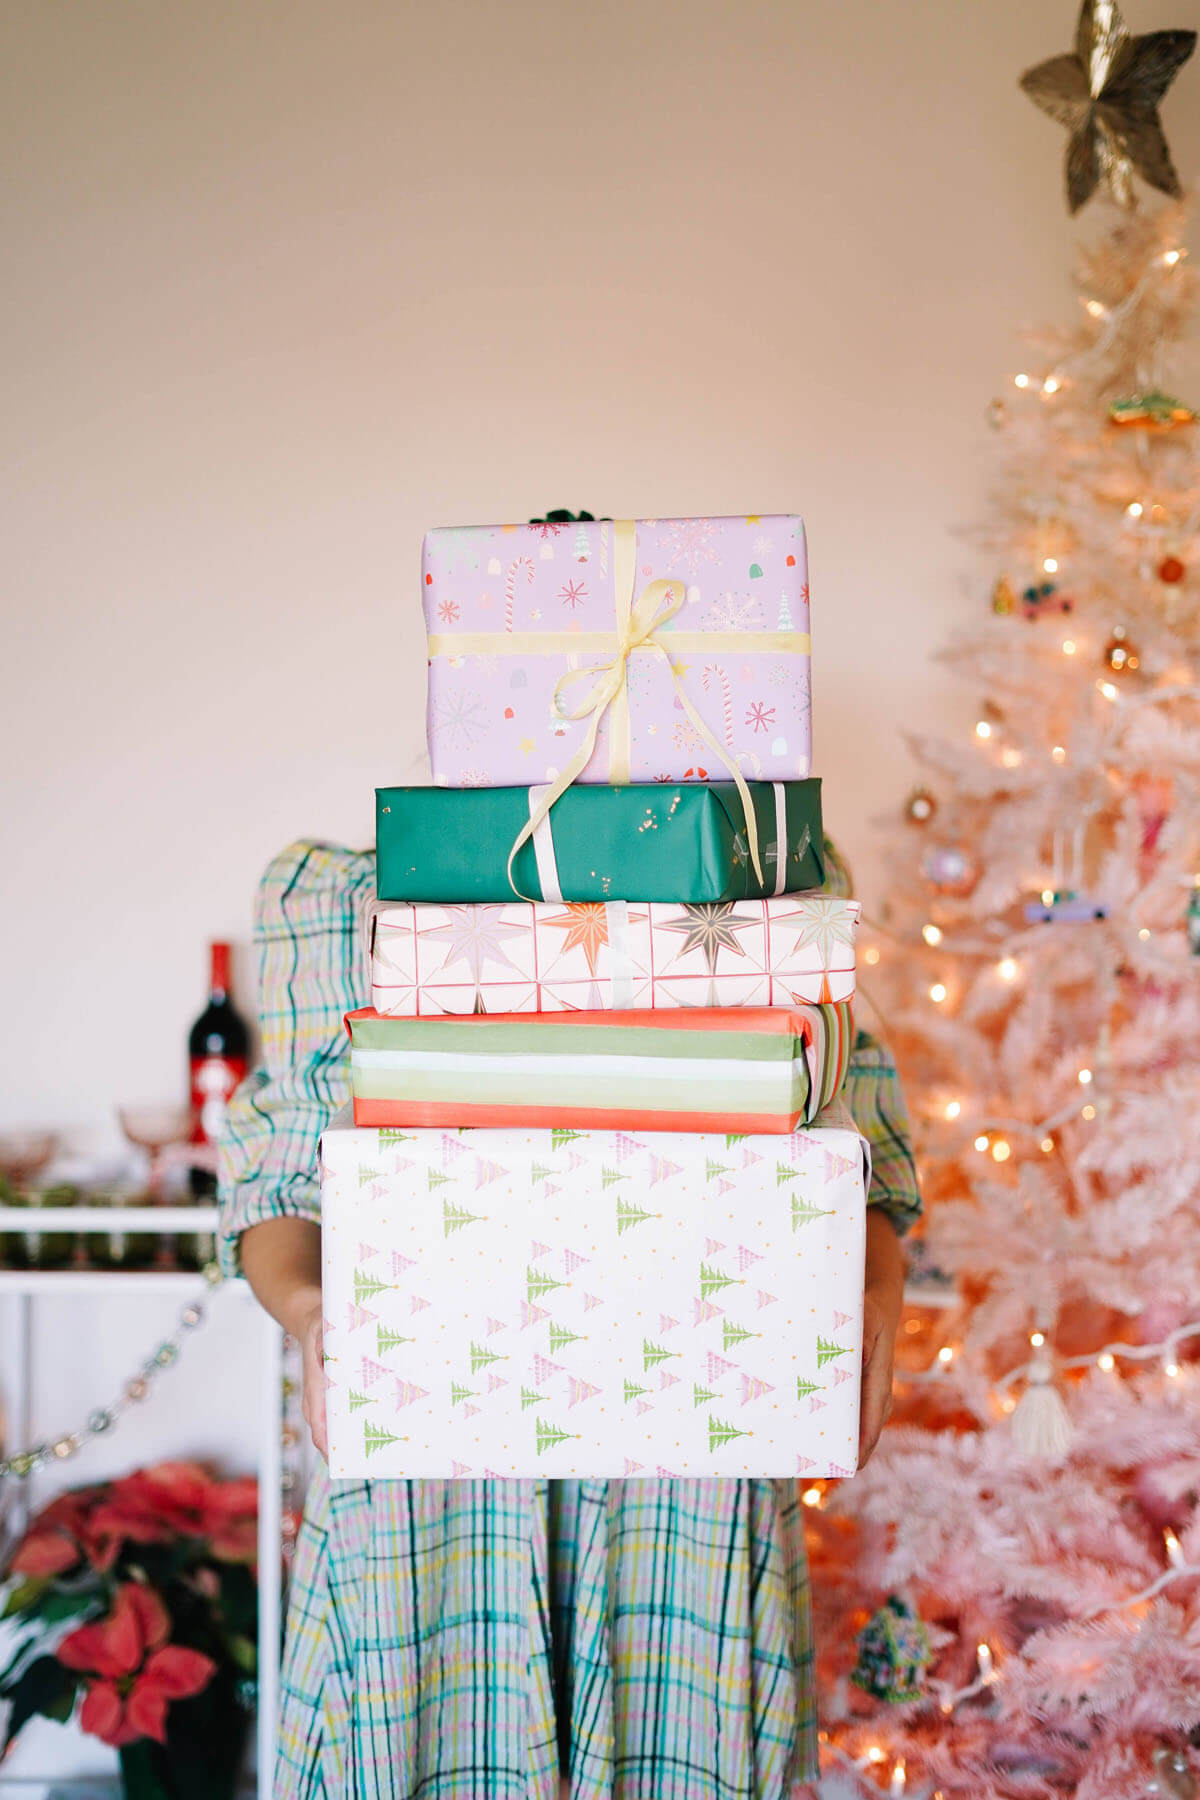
[843,1025,922,1236]
[216,840,376,1277]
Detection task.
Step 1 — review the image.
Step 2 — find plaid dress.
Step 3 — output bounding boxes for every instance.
[218,842,920,1800]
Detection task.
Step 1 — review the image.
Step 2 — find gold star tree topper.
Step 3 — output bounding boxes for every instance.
[1020,0,1195,212]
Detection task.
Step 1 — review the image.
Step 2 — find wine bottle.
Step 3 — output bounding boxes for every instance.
[188,942,249,1198]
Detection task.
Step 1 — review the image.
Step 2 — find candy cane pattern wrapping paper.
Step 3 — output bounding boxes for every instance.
[422,514,812,788]
[321,1104,868,1480]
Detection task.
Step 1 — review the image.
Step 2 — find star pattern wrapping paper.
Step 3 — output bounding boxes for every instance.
[368,896,860,1014]
[321,1109,868,1480]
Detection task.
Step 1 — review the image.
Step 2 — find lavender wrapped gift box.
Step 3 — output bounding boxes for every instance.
[423,515,811,789]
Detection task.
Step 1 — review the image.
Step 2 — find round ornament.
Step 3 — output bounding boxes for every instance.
[1158,554,1186,585]
[991,576,1017,616]
[1103,625,1140,673]
[850,1594,934,1703]
[904,787,938,825]
[921,842,980,897]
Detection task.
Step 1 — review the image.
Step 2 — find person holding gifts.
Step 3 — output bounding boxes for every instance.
[218,832,919,1800]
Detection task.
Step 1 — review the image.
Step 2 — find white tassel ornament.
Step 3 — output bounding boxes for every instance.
[1011,1353,1073,1458]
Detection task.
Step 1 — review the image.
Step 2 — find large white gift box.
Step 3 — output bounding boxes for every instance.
[321,1105,868,1480]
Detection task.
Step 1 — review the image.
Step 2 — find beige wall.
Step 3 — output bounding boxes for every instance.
[3,0,1199,1140]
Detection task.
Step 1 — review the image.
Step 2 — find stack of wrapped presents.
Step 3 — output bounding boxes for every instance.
[321,514,870,1480]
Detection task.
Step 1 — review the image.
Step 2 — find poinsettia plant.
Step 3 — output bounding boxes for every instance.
[0,1463,258,1800]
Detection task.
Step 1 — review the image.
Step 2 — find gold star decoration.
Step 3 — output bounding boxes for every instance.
[1019,0,1195,213]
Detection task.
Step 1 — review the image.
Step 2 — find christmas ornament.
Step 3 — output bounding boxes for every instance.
[1109,388,1196,431]
[921,842,980,898]
[1019,0,1196,213]
[1103,625,1141,672]
[851,1595,934,1702]
[1011,1349,1073,1459]
[986,397,1008,430]
[1022,580,1074,620]
[991,576,1017,615]
[904,787,938,825]
[1187,883,1200,956]
[1157,553,1186,584]
[1150,1745,1198,1799]
[1024,890,1110,923]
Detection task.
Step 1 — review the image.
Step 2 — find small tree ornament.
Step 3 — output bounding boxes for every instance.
[1158,553,1186,584]
[921,842,980,897]
[850,1595,935,1702]
[991,576,1017,615]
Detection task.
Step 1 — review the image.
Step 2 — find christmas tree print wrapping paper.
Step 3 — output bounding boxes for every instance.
[375,779,826,903]
[367,892,859,1015]
[423,515,811,788]
[345,1003,854,1134]
[320,1104,868,1479]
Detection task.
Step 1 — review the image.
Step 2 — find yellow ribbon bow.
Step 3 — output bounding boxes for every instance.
[504,520,767,898]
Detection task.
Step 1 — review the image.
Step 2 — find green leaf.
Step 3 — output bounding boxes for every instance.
[1,1577,50,1619]
[4,1655,76,1748]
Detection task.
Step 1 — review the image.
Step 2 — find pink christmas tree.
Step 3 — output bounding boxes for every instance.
[808,191,1200,1798]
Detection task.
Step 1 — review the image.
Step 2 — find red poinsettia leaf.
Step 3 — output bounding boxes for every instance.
[125,1681,170,1744]
[141,1645,216,1701]
[57,1621,121,1678]
[209,1519,259,1564]
[122,1582,171,1655]
[10,1531,80,1577]
[78,1679,134,1747]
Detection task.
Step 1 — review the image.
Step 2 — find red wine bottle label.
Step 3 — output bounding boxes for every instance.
[190,1055,248,1145]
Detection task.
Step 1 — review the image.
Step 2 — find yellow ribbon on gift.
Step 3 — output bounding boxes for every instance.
[425,519,811,899]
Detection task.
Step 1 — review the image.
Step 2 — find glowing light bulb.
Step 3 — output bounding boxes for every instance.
[999,1394,1016,1414]
[866,1744,886,1765]
[1043,376,1060,395]
[922,923,943,946]
[991,1139,1011,1163]
[1051,745,1067,762]
[975,720,993,740]
[1098,680,1119,701]
[1043,557,1058,574]
[1041,888,1055,905]
[1082,1103,1097,1120]
[1164,1528,1183,1565]
[1040,1136,1055,1153]
[863,945,880,966]
[1030,1330,1045,1348]
[1138,927,1151,941]
[801,1485,823,1508]
[1163,249,1182,266]
[1127,501,1144,518]
[890,1762,908,1796]
[937,1344,955,1365]
[1014,372,1031,389]
[1001,746,1022,768]
[1165,1357,1181,1380]
[944,1099,961,1121]
[1085,298,1106,317]
[1061,638,1076,656]
[1078,1068,1093,1084]
[974,1134,990,1153]
[998,957,1018,982]
[977,1642,996,1682]
[1098,1352,1116,1372]
[929,982,947,1004]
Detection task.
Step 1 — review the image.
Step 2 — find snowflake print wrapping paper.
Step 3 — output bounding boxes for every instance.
[321,1105,868,1480]
[367,895,860,1014]
[422,515,812,788]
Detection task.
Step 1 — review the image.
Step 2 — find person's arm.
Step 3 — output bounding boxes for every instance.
[241,1216,328,1458]
[217,840,376,1461]
[841,1023,923,1466]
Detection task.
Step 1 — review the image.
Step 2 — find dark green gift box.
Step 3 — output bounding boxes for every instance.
[375,780,825,903]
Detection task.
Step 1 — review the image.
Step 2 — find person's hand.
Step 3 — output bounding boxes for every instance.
[859,1210,905,1468]
[294,1294,328,1462]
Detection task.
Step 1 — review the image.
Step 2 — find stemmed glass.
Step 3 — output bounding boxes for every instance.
[117,1104,194,1269]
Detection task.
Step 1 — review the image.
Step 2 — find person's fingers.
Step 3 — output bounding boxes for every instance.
[858,1330,895,1466]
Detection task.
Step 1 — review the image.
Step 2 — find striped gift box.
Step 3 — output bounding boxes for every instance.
[345,1003,854,1135]
[366,895,860,1016]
